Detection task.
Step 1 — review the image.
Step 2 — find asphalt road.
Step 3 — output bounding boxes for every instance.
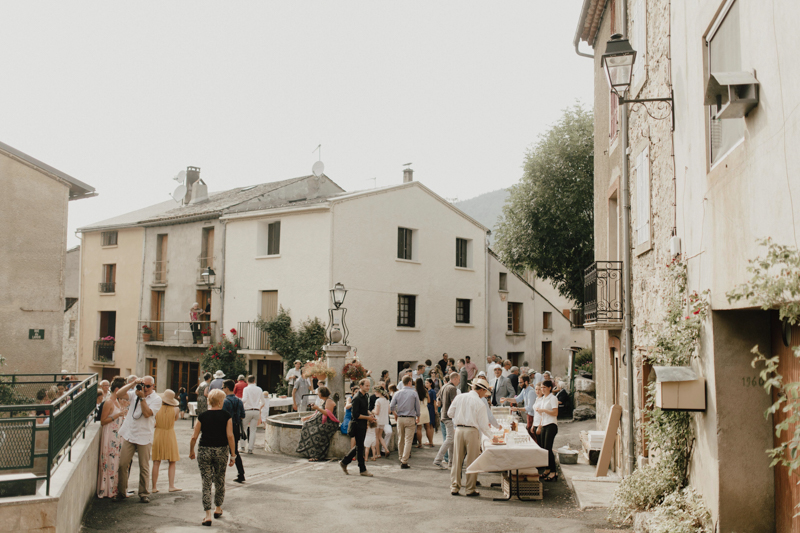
[81,417,624,533]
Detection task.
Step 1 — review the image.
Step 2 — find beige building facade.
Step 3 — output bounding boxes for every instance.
[0,141,94,374]
[576,0,800,530]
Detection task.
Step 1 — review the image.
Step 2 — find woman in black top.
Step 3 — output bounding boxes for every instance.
[189,388,236,526]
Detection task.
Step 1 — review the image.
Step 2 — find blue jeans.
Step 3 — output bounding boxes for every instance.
[440,419,449,462]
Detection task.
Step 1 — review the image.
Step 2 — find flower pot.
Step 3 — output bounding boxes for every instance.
[203,336,211,344]
[142,333,151,342]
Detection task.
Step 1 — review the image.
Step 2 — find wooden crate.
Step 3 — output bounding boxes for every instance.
[502,472,543,500]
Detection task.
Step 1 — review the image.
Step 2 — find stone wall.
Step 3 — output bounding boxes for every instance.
[573,377,596,421]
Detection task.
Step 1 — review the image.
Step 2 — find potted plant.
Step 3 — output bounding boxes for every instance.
[302,360,336,381]
[343,359,368,382]
[97,336,115,362]
[201,329,211,344]
[141,324,153,342]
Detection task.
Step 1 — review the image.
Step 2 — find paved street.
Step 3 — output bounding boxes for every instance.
[81,418,624,533]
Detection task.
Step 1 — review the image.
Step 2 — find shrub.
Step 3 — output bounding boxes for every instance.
[199,329,247,379]
[648,488,713,533]
[608,462,682,524]
[575,347,593,366]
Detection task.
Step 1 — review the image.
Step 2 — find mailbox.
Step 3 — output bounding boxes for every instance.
[704,71,759,120]
[653,366,706,411]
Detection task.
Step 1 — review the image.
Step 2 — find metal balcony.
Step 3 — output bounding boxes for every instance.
[237,322,270,351]
[93,341,115,364]
[584,261,623,330]
[98,282,115,293]
[152,261,168,285]
[138,321,216,347]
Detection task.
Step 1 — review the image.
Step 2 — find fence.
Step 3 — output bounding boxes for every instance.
[0,373,98,495]
[584,261,623,325]
[139,321,216,345]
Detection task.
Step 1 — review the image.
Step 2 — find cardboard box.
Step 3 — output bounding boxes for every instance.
[653,366,706,411]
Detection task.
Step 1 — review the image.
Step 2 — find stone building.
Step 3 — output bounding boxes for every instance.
[0,141,95,374]
[575,0,800,530]
[62,245,81,372]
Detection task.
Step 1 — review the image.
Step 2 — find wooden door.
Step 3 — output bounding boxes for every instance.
[611,347,621,471]
[170,361,200,401]
[255,360,283,394]
[771,312,800,533]
[261,291,278,321]
[541,342,552,372]
[151,291,164,340]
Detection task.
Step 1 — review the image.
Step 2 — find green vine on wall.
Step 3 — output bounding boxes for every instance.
[610,257,712,530]
[727,238,800,512]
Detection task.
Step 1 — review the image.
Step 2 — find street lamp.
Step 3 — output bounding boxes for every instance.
[601,34,636,96]
[327,282,349,345]
[330,282,347,309]
[200,267,222,293]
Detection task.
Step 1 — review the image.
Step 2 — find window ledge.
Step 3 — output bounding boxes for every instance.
[506,332,526,337]
[256,254,281,260]
[635,241,652,257]
[454,267,474,272]
[396,258,421,265]
[101,245,118,249]
[542,328,554,333]
[498,289,509,293]
[99,292,116,296]
[396,327,420,331]
[454,323,474,328]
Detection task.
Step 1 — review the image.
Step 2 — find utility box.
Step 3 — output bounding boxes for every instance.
[653,366,706,411]
[704,71,759,120]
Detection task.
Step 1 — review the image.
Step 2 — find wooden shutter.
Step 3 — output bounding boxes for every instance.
[408,295,416,328]
[261,291,278,321]
[635,147,650,247]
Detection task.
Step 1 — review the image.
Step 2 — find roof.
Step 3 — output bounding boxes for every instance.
[78,199,177,231]
[575,0,607,48]
[0,140,96,200]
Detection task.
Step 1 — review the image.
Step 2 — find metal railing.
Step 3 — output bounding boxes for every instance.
[98,282,115,293]
[153,261,168,284]
[196,256,215,284]
[138,321,216,346]
[584,261,623,324]
[238,322,270,350]
[0,373,98,495]
[93,341,115,364]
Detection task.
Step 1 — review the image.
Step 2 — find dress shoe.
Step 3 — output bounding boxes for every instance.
[339,461,349,475]
[360,471,373,477]
[465,491,481,497]
[400,463,410,469]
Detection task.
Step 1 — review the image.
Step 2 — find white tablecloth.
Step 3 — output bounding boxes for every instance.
[466,433,549,474]
[189,402,197,416]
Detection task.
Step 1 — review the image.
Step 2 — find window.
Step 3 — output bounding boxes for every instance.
[499,273,508,291]
[455,238,472,268]
[101,231,118,246]
[507,302,523,333]
[456,299,471,324]
[260,290,278,321]
[155,234,168,284]
[634,146,651,249]
[256,220,281,256]
[100,264,116,293]
[69,320,76,339]
[543,312,552,330]
[397,294,416,327]
[707,0,743,164]
[146,359,158,384]
[397,227,413,260]
[630,0,647,91]
[201,227,215,269]
[99,311,116,338]
[507,352,524,368]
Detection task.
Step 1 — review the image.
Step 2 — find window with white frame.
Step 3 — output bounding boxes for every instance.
[101,231,118,246]
[257,220,281,256]
[634,146,651,249]
[707,0,744,165]
[456,299,471,324]
[630,0,647,91]
[499,272,508,291]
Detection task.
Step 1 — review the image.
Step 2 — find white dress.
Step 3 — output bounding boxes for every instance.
[375,397,390,426]
[364,426,377,448]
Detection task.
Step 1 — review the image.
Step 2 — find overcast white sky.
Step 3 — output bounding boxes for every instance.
[1,1,593,247]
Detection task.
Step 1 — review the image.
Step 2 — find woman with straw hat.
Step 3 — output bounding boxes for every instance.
[152,389,181,493]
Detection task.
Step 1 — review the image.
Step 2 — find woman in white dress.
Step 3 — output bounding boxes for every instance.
[373,387,390,456]
[535,380,560,482]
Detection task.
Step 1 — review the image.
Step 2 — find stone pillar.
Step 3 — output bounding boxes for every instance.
[322,344,351,417]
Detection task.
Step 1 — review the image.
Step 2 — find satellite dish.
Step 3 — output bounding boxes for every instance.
[173,170,186,183]
[312,161,325,177]
[171,184,187,203]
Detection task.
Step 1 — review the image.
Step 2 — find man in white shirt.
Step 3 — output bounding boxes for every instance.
[486,355,500,387]
[115,376,162,503]
[447,377,494,497]
[240,375,264,454]
[285,360,303,389]
[501,359,512,377]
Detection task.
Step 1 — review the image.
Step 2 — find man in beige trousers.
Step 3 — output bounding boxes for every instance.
[115,376,162,503]
[447,376,493,496]
[389,375,420,469]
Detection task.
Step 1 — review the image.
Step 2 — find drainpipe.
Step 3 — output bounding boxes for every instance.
[219,219,227,341]
[484,231,491,361]
[619,0,636,476]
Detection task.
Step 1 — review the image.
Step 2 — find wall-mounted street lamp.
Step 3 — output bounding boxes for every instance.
[200,267,222,293]
[327,282,349,345]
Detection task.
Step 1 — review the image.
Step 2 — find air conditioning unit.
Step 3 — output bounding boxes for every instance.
[704,71,759,120]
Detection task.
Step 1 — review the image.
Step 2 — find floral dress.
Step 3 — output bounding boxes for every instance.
[97,404,122,498]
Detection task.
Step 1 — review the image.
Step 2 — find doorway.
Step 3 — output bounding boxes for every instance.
[170,361,199,401]
[541,342,552,373]
[151,291,165,340]
[253,359,283,394]
[99,311,116,338]
[507,352,524,368]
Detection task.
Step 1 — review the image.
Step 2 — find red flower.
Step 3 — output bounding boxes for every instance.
[693,310,700,315]
[230,328,237,335]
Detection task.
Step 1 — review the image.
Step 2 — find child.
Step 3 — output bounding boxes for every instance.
[364,419,378,461]
[178,387,188,419]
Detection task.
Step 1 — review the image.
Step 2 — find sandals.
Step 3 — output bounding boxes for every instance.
[542,473,558,482]
[202,520,212,526]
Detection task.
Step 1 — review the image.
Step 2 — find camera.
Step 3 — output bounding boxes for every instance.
[135,384,143,391]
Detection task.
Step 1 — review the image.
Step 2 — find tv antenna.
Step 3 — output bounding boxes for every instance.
[403,162,412,168]
[311,144,325,177]
[170,170,187,203]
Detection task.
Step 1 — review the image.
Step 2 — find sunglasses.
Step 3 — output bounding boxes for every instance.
[143,384,153,389]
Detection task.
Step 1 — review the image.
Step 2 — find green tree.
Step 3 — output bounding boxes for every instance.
[494,104,594,305]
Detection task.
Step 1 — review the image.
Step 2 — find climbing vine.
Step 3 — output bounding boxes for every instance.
[727,238,800,503]
[610,257,711,529]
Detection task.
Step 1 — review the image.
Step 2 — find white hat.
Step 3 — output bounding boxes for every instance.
[213,370,225,379]
[472,377,492,392]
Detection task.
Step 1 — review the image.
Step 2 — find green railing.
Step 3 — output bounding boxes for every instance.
[0,373,98,495]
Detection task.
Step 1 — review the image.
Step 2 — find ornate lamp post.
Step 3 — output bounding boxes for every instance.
[323,282,351,416]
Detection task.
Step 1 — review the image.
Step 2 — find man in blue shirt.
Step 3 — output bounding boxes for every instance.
[390,375,420,469]
[222,379,246,483]
[501,375,535,439]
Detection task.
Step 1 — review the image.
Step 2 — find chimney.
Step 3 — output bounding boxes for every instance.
[184,166,201,205]
[403,167,414,183]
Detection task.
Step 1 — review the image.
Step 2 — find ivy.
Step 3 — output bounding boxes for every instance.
[727,238,800,513]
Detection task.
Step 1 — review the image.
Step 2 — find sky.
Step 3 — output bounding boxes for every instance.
[0,1,594,247]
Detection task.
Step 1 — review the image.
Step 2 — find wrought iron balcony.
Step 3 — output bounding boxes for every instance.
[153,261,168,285]
[138,321,216,347]
[584,261,623,330]
[93,340,115,364]
[237,322,270,351]
[98,282,116,293]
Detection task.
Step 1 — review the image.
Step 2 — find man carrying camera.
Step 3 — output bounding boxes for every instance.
[115,376,162,503]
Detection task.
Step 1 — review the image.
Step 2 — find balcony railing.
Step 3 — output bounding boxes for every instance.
[584,261,623,330]
[196,256,215,284]
[153,261,168,285]
[238,322,270,351]
[138,321,216,346]
[98,282,115,293]
[93,340,115,364]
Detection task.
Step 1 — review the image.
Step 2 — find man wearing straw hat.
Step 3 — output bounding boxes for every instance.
[447,376,494,497]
